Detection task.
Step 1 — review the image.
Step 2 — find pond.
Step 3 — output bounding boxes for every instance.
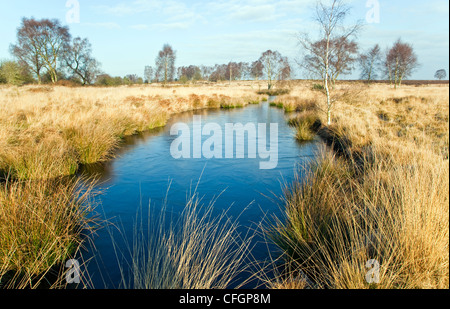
[77,100,320,289]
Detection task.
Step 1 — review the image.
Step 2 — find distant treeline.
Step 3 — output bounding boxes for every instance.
[1,16,447,88]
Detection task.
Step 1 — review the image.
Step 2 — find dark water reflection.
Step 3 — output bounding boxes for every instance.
[78,102,319,289]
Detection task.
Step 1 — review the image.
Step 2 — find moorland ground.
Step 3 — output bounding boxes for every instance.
[0,80,448,288]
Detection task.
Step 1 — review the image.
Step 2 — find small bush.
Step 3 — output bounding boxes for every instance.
[312,84,324,91]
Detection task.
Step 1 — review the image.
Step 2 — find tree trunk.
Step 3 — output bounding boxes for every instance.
[325,76,331,125]
[50,68,58,84]
[325,35,332,125]
[162,57,168,86]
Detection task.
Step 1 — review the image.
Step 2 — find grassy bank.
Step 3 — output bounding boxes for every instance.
[270,82,449,289]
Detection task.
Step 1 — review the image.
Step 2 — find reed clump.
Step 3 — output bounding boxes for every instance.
[0,175,97,288]
[256,88,290,96]
[272,147,449,289]
[288,111,322,142]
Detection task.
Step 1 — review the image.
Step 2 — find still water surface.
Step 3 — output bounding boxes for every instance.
[79,101,319,288]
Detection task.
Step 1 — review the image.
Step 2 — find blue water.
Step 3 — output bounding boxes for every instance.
[78,101,319,289]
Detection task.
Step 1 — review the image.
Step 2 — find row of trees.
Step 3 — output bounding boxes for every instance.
[143,46,291,90]
[300,32,420,90]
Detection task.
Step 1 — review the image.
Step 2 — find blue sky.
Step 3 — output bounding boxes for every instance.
[0,0,448,79]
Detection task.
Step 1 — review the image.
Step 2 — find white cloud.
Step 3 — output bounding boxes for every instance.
[229,4,279,22]
[95,0,162,16]
[129,24,150,30]
[82,22,121,30]
[150,22,191,31]
[94,0,202,31]
[204,0,313,23]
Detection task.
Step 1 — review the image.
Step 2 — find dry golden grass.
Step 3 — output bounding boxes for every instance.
[0,83,265,180]
[270,81,449,289]
[0,175,97,288]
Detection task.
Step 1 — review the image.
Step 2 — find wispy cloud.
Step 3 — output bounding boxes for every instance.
[205,0,312,23]
[229,4,280,22]
[82,22,121,30]
[94,0,162,16]
[129,24,149,30]
[94,0,201,31]
[151,22,192,31]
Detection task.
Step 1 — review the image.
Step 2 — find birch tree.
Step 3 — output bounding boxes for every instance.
[155,44,176,85]
[299,0,361,125]
[358,44,382,84]
[434,69,446,80]
[63,37,101,85]
[384,39,419,89]
[10,18,46,84]
[258,50,290,90]
[32,19,70,84]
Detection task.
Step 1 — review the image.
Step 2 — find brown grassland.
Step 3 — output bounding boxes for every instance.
[0,80,448,289]
[270,81,449,289]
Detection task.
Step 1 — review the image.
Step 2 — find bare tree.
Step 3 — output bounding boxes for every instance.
[359,44,382,84]
[209,64,227,82]
[239,62,250,80]
[178,65,202,81]
[144,65,154,83]
[258,50,290,90]
[33,19,70,83]
[329,36,358,84]
[225,62,243,84]
[155,44,176,85]
[384,39,419,89]
[124,74,142,84]
[63,37,101,85]
[301,36,358,86]
[279,57,292,81]
[200,65,213,81]
[298,0,362,125]
[434,69,446,80]
[10,18,46,84]
[250,60,263,81]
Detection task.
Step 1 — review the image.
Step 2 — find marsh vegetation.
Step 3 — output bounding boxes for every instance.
[0,80,448,289]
